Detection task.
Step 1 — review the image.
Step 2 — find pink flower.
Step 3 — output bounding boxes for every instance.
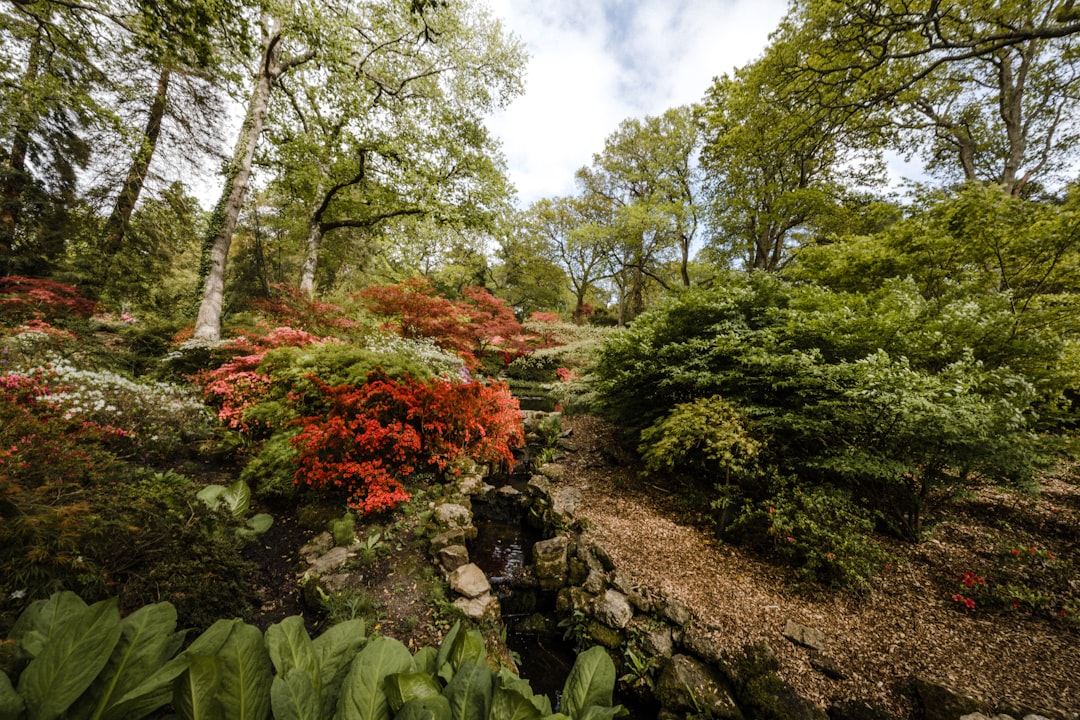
[1011,548,1020,557]
[785,536,794,543]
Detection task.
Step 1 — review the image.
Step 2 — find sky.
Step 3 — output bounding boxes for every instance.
[483,0,791,208]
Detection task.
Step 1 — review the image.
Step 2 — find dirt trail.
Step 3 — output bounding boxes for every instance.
[555,415,1080,718]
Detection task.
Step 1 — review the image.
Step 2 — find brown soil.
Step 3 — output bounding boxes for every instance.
[556,414,1080,718]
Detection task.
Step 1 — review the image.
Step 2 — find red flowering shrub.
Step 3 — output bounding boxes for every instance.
[198,326,329,431]
[290,370,523,514]
[251,284,363,337]
[0,276,97,326]
[359,279,529,369]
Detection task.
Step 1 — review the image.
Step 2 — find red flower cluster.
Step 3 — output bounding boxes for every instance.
[291,370,523,514]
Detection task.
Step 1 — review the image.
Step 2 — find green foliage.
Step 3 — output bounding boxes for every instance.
[3,599,621,720]
[965,541,1078,625]
[197,478,274,538]
[726,483,890,593]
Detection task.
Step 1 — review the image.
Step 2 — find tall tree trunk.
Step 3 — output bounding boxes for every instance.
[102,67,171,257]
[0,35,42,264]
[193,20,282,341]
[298,216,324,297]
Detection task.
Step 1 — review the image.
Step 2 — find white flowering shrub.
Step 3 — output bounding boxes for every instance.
[33,359,214,460]
[362,333,467,379]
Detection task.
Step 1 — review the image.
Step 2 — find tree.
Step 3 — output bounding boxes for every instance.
[700,37,879,272]
[576,107,703,320]
[527,197,609,321]
[781,0,1080,194]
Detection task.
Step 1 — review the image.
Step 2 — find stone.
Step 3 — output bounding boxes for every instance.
[429,528,467,554]
[583,569,607,595]
[567,557,589,585]
[453,592,499,621]
[654,655,743,720]
[680,629,726,666]
[457,473,485,495]
[827,699,900,720]
[526,474,553,497]
[629,618,673,658]
[809,651,848,680]
[304,546,350,576]
[537,463,565,482]
[609,570,636,595]
[782,619,827,651]
[723,642,779,689]
[434,503,472,530]
[585,620,624,649]
[593,589,634,629]
[533,536,569,591]
[913,676,991,720]
[556,586,594,614]
[960,714,993,720]
[438,544,470,573]
[588,541,616,571]
[741,671,828,720]
[319,573,351,592]
[516,613,557,635]
[659,597,692,627]
[299,531,333,561]
[448,563,491,599]
[495,485,522,499]
[550,487,582,521]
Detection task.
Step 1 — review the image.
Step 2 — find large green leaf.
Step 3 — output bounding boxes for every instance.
[560,647,614,719]
[215,621,271,720]
[334,636,413,720]
[222,479,253,520]
[490,685,541,720]
[384,673,441,713]
[11,592,89,659]
[495,670,548,716]
[312,619,366,718]
[576,706,626,720]
[64,601,181,720]
[173,654,224,720]
[195,485,226,509]
[0,670,25,719]
[412,647,437,676]
[266,617,318,689]
[17,597,122,720]
[270,668,320,720]
[438,628,485,684]
[393,695,451,720]
[442,661,491,720]
[434,623,461,683]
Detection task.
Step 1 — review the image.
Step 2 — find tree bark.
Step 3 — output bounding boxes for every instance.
[298,213,324,297]
[0,34,41,263]
[102,67,171,257]
[193,19,283,341]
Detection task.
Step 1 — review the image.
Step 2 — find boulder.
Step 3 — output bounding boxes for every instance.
[629,617,673,658]
[659,596,692,627]
[740,671,828,720]
[532,536,569,591]
[300,531,334,562]
[429,528,467,554]
[434,503,473,532]
[782,619,827,651]
[654,655,743,720]
[550,487,582,521]
[456,473,485,495]
[437,544,470,573]
[913,676,991,720]
[680,628,726,666]
[827,699,900,720]
[537,463,565,482]
[593,589,633,629]
[453,593,500,621]
[448,563,491,599]
[304,546,350,576]
[585,620,624,650]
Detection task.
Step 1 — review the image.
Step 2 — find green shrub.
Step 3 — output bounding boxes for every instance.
[726,483,890,593]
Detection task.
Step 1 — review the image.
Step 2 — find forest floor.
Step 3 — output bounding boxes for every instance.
[556,414,1080,718]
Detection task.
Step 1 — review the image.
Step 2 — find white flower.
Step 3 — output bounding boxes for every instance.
[10,589,26,600]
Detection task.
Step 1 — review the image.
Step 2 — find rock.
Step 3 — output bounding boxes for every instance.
[537,463,565,482]
[782,619,827,651]
[526,474,553,497]
[453,592,499,621]
[516,613,557,635]
[740,671,828,720]
[319,573,352,592]
[448,563,491,599]
[429,528,467,554]
[457,473,485,495]
[654,655,743,720]
[556,586,594,614]
[630,618,673,658]
[583,569,607,595]
[960,714,993,720]
[300,531,333,562]
[495,485,522,499]
[551,486,582,520]
[680,629,726,666]
[557,438,578,452]
[827,699,899,720]
[593,589,633,629]
[659,596,692,627]
[532,536,569,591]
[912,676,991,720]
[437,544,470,573]
[585,620,624,649]
[810,651,848,680]
[588,541,616,571]
[567,556,588,585]
[434,503,472,530]
[304,545,350,576]
[723,642,779,690]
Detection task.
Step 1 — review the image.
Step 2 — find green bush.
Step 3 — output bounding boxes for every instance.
[726,482,890,593]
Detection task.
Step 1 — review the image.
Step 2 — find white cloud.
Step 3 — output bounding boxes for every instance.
[486,0,789,207]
